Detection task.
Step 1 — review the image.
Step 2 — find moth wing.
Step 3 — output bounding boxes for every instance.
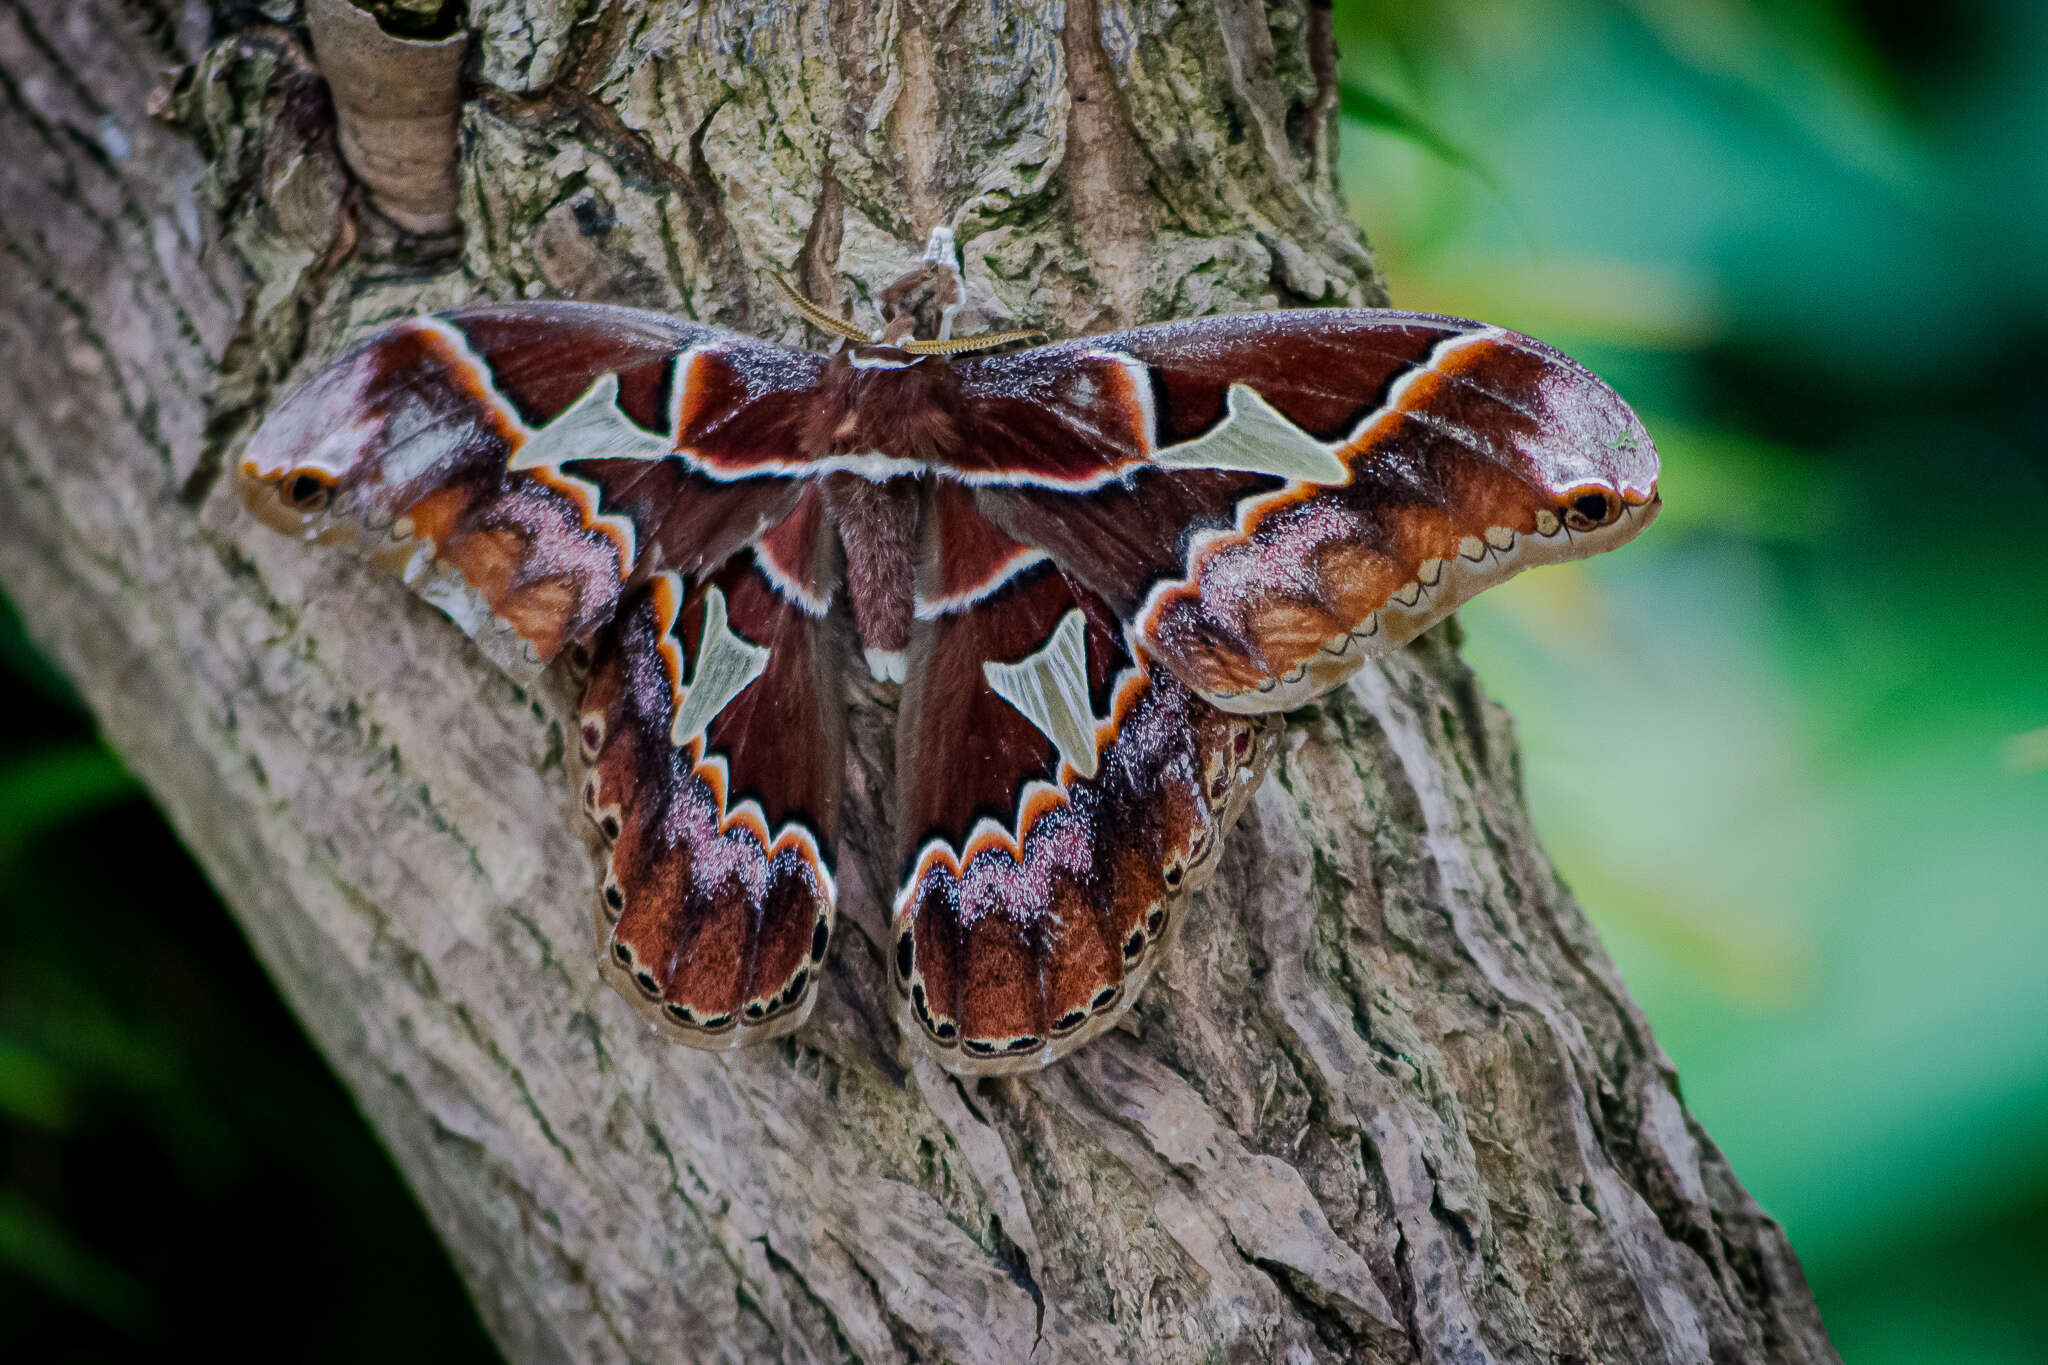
[890,485,1276,1074]
[579,488,844,1044]
[955,309,1661,711]
[240,301,823,680]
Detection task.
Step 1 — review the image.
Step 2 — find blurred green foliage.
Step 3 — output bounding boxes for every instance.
[1334,0,2047,1359]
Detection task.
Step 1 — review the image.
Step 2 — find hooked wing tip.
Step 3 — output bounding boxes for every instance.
[1510,334,1663,505]
[235,321,436,539]
[237,363,384,539]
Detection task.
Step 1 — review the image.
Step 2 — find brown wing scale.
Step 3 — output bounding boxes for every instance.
[244,293,1660,1073]
[892,486,1277,1074]
[579,492,843,1044]
[960,310,1661,711]
[239,302,815,679]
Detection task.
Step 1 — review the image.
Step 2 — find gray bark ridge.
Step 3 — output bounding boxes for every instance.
[0,2,1837,1362]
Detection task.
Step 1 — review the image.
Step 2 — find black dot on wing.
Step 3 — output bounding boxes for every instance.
[1091,986,1119,1011]
[612,940,631,965]
[810,917,830,963]
[1122,930,1145,961]
[895,930,915,980]
[1054,1009,1088,1033]
[1006,1036,1040,1053]
[286,473,328,508]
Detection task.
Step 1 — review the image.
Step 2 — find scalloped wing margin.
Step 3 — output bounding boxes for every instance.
[891,486,1276,1075]
[958,310,1662,712]
[578,492,844,1046]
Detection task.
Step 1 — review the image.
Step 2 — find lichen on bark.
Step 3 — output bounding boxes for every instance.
[0,2,1839,1361]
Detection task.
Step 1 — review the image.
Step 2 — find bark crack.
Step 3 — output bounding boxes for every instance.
[1058,0,1151,327]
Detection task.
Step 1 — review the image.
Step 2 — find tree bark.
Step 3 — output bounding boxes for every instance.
[0,2,1838,1361]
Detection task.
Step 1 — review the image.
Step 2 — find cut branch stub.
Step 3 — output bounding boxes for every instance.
[305,0,464,236]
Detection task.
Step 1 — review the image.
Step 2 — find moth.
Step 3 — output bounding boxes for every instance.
[241,229,1660,1075]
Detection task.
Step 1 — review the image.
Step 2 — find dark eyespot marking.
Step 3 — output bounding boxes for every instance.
[1146,907,1166,935]
[742,1001,767,1020]
[1233,729,1252,759]
[634,970,659,997]
[810,917,831,963]
[1054,1009,1088,1033]
[285,473,329,510]
[664,1003,693,1024]
[603,883,625,913]
[781,969,808,1007]
[1091,985,1120,1011]
[1006,1036,1041,1054]
[700,1013,734,1032]
[612,941,632,966]
[599,814,621,841]
[1164,862,1184,888]
[963,1038,999,1058]
[933,1019,957,1041]
[1122,930,1145,962]
[911,981,933,1029]
[895,930,915,981]
[1565,489,1618,531]
[580,721,602,755]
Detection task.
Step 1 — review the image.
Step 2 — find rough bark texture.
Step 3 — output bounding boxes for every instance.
[0,2,1838,1361]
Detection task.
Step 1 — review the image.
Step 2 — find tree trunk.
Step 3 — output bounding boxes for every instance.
[0,2,1838,1361]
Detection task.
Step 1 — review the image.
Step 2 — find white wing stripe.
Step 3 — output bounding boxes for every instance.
[982,610,1100,779]
[1149,382,1349,483]
[670,587,771,747]
[508,373,674,470]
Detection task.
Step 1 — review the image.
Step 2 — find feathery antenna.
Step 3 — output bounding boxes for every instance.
[900,330,1047,356]
[771,274,873,344]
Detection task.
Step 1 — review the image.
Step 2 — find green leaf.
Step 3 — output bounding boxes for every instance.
[0,1037,77,1131]
[0,744,138,860]
[0,1189,154,1331]
[1337,80,1498,190]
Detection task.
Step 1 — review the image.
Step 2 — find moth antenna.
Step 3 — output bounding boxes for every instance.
[900,329,1046,356]
[771,274,871,344]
